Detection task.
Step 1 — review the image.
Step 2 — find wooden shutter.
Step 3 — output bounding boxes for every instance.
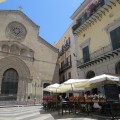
[83,46,90,63]
[110,26,120,50]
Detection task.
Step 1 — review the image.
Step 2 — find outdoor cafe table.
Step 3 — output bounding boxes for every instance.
[83,99,120,117]
[57,99,120,118]
[58,101,72,115]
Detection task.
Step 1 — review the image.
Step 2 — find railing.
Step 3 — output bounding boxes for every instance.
[77,44,112,66]
[59,50,64,56]
[60,62,72,73]
[64,43,70,51]
[58,44,70,57]
[72,0,105,32]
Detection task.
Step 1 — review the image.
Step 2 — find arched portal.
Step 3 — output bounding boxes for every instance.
[0,56,30,102]
[1,68,18,100]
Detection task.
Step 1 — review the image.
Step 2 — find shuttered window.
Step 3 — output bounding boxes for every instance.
[110,26,120,50]
[83,46,90,63]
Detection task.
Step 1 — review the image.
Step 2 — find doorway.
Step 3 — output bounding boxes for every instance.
[1,68,19,100]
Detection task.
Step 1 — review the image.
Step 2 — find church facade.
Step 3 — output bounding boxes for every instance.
[0,10,59,104]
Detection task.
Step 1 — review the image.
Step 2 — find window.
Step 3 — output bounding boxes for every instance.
[65,73,67,81]
[63,75,65,82]
[62,45,64,51]
[81,12,87,24]
[65,55,72,66]
[68,72,71,79]
[115,62,120,74]
[110,26,120,50]
[82,46,90,63]
[61,61,64,68]
[66,37,71,46]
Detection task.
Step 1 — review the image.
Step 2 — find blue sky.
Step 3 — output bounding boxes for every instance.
[0,0,84,45]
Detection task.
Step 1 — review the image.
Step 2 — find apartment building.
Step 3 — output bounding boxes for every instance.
[71,0,120,79]
[54,25,79,83]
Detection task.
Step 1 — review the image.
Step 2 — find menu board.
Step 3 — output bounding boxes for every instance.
[104,84,119,102]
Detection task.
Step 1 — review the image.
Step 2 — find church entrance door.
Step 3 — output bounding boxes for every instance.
[1,68,19,101]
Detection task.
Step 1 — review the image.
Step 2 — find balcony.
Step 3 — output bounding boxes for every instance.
[59,62,72,74]
[72,0,119,34]
[77,44,120,69]
[58,49,64,57]
[58,44,70,57]
[64,43,70,51]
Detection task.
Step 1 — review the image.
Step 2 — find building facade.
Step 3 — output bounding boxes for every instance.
[0,10,59,104]
[54,25,79,84]
[71,0,120,79]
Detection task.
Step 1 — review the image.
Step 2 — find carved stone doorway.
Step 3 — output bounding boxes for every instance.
[1,68,18,101]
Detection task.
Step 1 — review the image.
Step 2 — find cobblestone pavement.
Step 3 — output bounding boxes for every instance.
[0,106,119,120]
[0,105,54,120]
[39,107,109,120]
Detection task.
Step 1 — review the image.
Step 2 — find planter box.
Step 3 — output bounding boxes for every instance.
[92,99,99,102]
[99,99,106,103]
[79,100,85,102]
[85,99,92,102]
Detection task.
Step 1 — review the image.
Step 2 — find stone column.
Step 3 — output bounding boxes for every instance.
[17,79,26,102]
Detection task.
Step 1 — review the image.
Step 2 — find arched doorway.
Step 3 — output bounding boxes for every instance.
[115,61,120,74]
[86,70,95,79]
[43,83,50,96]
[1,68,18,100]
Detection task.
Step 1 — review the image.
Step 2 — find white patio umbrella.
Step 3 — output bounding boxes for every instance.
[89,74,120,88]
[58,79,90,93]
[43,83,62,93]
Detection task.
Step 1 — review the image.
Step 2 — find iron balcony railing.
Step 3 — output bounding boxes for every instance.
[72,0,105,32]
[77,44,115,67]
[58,44,71,57]
[59,62,72,73]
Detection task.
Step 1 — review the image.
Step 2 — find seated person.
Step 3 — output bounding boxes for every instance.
[65,95,69,101]
[93,102,102,110]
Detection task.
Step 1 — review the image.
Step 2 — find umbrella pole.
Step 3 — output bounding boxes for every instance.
[71,84,73,92]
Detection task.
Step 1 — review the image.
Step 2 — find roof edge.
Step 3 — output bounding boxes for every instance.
[38,36,59,53]
[70,0,90,20]
[0,10,39,30]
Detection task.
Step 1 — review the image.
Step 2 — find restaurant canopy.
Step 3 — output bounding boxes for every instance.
[43,83,61,93]
[89,74,120,88]
[58,79,90,93]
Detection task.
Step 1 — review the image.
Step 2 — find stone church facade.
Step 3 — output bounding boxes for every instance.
[0,10,59,104]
